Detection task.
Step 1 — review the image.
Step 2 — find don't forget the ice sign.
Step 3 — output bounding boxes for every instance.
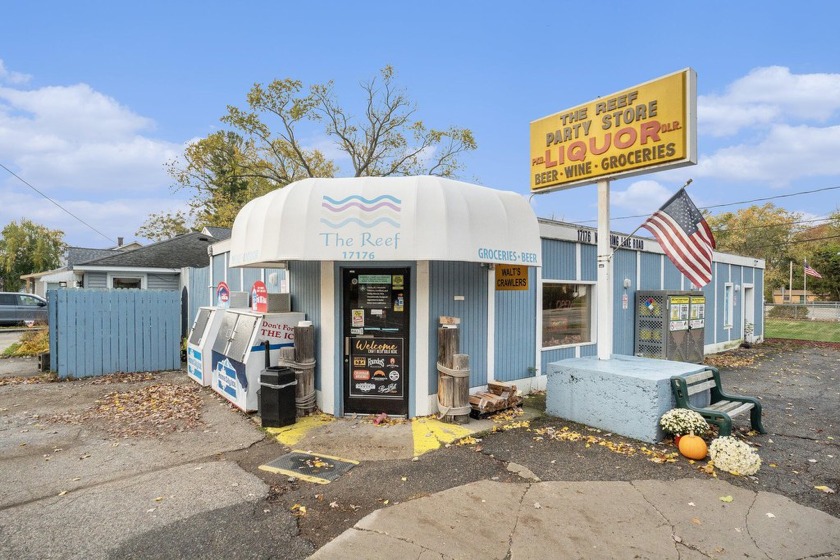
[530,69,697,193]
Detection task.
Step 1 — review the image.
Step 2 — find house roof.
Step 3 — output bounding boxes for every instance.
[67,247,126,266]
[77,232,214,269]
[202,226,232,241]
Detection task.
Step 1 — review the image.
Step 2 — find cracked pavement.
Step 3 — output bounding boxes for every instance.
[311,479,840,559]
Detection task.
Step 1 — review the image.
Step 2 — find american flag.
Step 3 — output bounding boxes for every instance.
[641,188,716,287]
[804,262,822,279]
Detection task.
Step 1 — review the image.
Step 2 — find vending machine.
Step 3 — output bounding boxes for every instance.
[635,290,706,363]
[186,306,225,386]
[210,309,305,411]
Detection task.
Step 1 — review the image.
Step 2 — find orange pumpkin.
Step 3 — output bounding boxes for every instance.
[678,434,708,460]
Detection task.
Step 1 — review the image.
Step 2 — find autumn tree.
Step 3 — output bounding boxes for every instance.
[706,203,801,299]
[141,67,477,240]
[796,209,840,300]
[0,219,66,291]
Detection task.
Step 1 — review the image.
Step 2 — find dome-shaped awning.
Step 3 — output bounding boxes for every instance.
[229,176,541,267]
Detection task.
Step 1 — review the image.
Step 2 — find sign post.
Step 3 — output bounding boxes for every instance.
[596,179,613,360]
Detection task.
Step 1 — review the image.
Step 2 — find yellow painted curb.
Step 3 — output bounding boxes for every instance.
[265,413,335,447]
[411,416,474,456]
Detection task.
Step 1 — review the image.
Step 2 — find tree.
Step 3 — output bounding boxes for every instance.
[135,209,192,242]
[799,209,840,301]
[143,67,477,240]
[706,203,801,299]
[0,219,66,291]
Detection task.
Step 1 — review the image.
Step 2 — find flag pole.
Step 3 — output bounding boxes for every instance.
[789,260,793,303]
[608,178,693,260]
[803,260,807,306]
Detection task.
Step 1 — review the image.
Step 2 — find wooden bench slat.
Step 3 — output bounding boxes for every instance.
[707,400,754,415]
[686,379,717,395]
[683,370,714,384]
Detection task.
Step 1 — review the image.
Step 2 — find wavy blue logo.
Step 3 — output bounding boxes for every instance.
[321,194,401,229]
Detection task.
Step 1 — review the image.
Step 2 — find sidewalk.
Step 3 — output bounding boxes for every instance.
[311,477,840,559]
[262,410,840,559]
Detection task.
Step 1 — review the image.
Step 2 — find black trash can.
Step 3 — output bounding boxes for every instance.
[259,366,297,428]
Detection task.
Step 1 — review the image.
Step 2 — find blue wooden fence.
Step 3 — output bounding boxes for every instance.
[48,289,181,378]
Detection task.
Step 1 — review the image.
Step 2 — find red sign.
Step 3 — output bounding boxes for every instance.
[251,280,268,313]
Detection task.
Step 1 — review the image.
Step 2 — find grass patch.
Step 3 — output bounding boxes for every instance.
[765,319,840,343]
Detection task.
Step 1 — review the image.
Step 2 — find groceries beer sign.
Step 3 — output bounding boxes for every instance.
[530,69,696,193]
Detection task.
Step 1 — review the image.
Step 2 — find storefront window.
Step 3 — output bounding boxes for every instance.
[542,283,592,347]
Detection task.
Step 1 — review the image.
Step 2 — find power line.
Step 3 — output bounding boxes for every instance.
[574,184,840,224]
[0,162,116,245]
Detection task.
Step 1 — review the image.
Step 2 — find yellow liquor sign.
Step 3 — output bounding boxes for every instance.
[530,68,697,193]
[495,265,529,291]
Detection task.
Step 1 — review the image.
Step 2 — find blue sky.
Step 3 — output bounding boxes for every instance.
[2,1,839,248]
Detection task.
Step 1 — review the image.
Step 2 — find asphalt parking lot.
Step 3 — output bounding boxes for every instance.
[0,337,837,558]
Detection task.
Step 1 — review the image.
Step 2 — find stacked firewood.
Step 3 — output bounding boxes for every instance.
[469,381,522,415]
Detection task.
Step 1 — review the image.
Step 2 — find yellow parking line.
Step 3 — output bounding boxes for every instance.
[411,416,473,456]
[265,413,335,447]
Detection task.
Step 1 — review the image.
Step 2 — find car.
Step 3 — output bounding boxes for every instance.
[0,292,48,326]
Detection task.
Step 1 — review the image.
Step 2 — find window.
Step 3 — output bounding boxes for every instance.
[542,283,592,347]
[18,295,44,306]
[723,283,733,328]
[112,277,142,289]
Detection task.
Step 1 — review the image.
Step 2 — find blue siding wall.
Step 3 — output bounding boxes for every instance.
[664,260,683,290]
[754,268,764,337]
[541,346,576,372]
[581,245,597,281]
[494,267,537,382]
[612,249,637,356]
[428,261,488,391]
[541,239,576,279]
[639,253,662,289]
[289,261,321,390]
[702,280,715,346]
[48,289,180,378]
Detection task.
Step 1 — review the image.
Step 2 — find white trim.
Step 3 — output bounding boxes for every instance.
[320,261,336,415]
[106,272,147,289]
[75,266,179,274]
[535,267,543,377]
[539,279,597,351]
[486,266,496,384]
[415,261,431,416]
[723,281,734,331]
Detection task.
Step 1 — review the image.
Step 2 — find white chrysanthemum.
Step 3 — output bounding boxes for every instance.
[660,408,709,436]
[709,436,761,476]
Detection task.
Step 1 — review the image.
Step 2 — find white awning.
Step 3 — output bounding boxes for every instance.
[229,176,541,267]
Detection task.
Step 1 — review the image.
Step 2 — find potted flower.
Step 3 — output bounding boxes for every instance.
[659,408,709,444]
[709,436,761,475]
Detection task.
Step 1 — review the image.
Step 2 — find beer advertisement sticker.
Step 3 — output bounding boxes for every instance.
[216,282,230,308]
[348,337,404,399]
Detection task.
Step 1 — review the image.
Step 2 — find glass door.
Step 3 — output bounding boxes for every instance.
[342,267,410,416]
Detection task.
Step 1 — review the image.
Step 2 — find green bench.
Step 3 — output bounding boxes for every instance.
[670,367,766,437]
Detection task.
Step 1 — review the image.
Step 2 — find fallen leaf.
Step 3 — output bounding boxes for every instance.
[688,502,695,507]
[154,496,164,502]
[58,491,67,496]
[329,501,339,509]
[534,502,542,509]
[720,495,734,503]
[814,486,835,494]
[766,513,776,518]
[691,517,702,525]
[400,477,407,481]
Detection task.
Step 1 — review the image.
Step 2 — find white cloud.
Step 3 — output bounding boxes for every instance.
[696,123,840,186]
[0,185,191,247]
[612,180,673,214]
[699,66,840,136]
[0,60,31,85]
[0,83,181,194]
